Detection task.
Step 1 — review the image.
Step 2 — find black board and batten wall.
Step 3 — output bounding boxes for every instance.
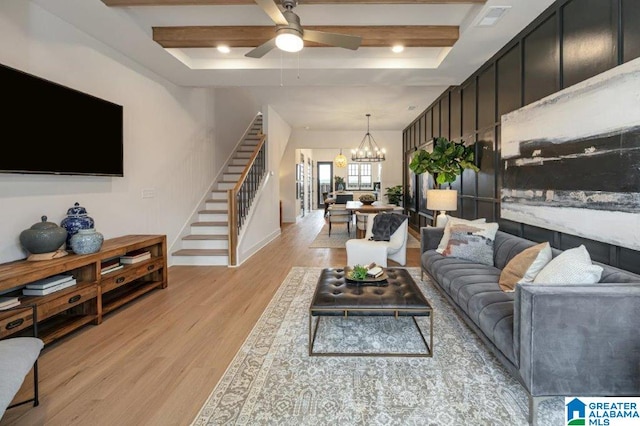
[403,0,640,273]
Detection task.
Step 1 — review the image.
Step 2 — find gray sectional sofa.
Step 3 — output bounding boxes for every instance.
[420,227,640,424]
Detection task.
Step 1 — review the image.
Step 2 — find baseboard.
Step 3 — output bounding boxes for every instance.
[235,228,281,267]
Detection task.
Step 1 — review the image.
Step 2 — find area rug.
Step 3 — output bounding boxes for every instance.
[309,224,421,249]
[191,267,564,425]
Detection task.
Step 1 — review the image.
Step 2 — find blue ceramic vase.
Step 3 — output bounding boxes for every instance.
[60,202,95,251]
[70,228,104,255]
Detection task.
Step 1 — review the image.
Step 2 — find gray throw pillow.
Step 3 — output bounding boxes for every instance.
[442,222,499,266]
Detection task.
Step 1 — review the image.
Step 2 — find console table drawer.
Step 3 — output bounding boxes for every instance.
[37,285,98,319]
[0,309,34,338]
[101,259,164,294]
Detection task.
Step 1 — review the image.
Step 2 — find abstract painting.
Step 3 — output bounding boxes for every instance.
[501,57,640,250]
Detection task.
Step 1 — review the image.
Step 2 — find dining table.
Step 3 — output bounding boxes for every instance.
[344,201,399,213]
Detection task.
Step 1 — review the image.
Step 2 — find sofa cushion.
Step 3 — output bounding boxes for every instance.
[436,217,487,254]
[422,251,500,294]
[534,245,603,284]
[442,222,499,266]
[422,250,516,363]
[493,231,541,270]
[499,242,552,291]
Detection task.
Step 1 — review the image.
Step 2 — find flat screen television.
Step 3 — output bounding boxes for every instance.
[1,63,124,177]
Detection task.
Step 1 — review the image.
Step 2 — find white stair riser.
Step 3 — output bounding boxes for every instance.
[209,192,227,200]
[205,201,227,209]
[183,240,228,250]
[171,255,229,266]
[223,173,241,181]
[191,225,229,235]
[231,158,249,166]
[227,166,244,173]
[217,182,236,190]
[199,213,228,221]
[243,140,259,145]
[235,152,252,159]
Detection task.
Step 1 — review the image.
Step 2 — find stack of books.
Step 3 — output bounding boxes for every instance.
[367,265,384,278]
[0,296,20,310]
[23,274,77,296]
[120,249,151,264]
[101,257,124,275]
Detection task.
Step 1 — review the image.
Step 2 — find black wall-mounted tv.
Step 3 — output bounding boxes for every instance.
[1,63,124,177]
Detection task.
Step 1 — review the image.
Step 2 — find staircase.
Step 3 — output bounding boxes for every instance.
[171,115,263,266]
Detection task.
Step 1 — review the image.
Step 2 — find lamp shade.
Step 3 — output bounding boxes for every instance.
[427,189,458,211]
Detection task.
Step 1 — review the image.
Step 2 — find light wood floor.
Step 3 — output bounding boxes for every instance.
[3,209,421,426]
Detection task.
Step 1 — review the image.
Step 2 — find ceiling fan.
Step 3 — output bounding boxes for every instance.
[246,0,363,58]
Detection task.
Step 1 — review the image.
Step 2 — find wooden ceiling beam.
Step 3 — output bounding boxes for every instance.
[104,0,484,6]
[153,25,459,48]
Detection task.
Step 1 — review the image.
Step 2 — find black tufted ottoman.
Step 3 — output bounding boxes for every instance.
[309,268,433,357]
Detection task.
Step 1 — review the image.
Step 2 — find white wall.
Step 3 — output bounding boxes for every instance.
[0,1,218,264]
[280,129,403,221]
[237,106,291,264]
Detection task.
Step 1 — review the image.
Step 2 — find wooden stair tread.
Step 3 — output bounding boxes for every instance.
[172,249,228,256]
[182,234,227,240]
[211,189,227,193]
[192,221,227,226]
[205,198,227,203]
[198,209,228,214]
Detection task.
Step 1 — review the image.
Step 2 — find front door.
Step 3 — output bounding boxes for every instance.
[317,162,333,208]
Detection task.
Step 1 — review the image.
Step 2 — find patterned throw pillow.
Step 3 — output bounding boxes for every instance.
[436,217,487,254]
[533,245,603,284]
[499,242,552,292]
[442,222,499,266]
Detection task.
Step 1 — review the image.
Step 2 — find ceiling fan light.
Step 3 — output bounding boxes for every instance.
[275,31,303,53]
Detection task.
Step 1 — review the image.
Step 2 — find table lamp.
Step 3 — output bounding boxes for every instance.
[426,189,458,228]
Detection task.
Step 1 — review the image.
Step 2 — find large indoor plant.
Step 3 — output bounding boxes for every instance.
[409,137,479,227]
[385,185,403,205]
[409,137,478,188]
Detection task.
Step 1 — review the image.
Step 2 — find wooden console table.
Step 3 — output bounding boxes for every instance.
[0,235,167,345]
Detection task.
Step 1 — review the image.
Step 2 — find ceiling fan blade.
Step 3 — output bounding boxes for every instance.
[303,29,362,50]
[245,38,277,58]
[254,0,288,26]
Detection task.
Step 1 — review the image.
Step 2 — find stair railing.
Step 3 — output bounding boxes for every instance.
[228,134,268,265]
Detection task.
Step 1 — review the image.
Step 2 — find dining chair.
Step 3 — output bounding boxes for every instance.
[327,204,351,236]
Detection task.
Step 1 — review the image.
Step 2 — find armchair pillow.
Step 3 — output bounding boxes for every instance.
[499,242,552,292]
[533,244,603,284]
[441,222,499,266]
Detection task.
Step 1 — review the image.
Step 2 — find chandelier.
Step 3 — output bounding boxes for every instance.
[334,149,348,168]
[351,114,385,162]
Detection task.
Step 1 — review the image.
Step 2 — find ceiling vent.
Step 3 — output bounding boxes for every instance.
[477,6,511,27]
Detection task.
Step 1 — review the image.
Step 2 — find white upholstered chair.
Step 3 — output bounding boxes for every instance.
[345,213,409,267]
[0,305,44,420]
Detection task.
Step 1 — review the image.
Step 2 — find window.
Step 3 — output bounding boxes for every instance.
[346,163,373,190]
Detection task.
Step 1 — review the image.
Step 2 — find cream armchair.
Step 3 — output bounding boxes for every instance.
[345,213,409,267]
